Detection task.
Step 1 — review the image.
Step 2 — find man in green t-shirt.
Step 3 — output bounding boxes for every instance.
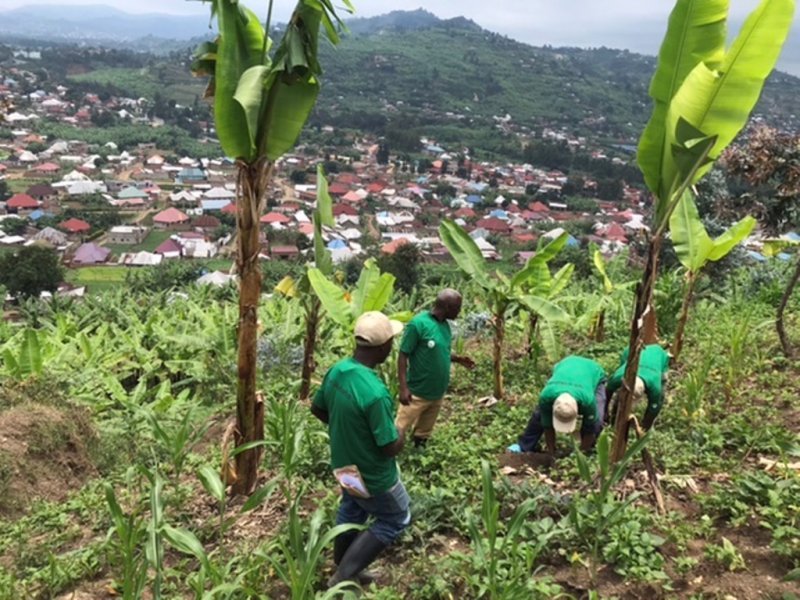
[396,289,475,447]
[312,311,410,587]
[507,355,607,454]
[606,344,670,430]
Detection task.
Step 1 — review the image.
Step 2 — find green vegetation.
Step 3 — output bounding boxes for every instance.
[68,65,203,106]
[113,230,172,254]
[0,250,798,597]
[65,266,129,292]
[33,122,220,158]
[1,3,800,598]
[0,246,63,299]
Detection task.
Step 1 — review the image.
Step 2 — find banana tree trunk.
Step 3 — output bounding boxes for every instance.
[777,255,800,359]
[671,271,698,362]
[611,236,661,463]
[642,298,659,344]
[591,309,606,342]
[493,309,505,400]
[233,159,271,495]
[526,313,539,358]
[299,298,321,400]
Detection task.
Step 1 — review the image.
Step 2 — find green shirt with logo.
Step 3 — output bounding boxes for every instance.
[607,345,669,416]
[539,356,606,428]
[400,311,453,401]
[313,358,399,495]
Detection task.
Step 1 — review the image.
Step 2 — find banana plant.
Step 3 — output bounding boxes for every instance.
[192,0,353,494]
[613,0,794,462]
[2,328,44,379]
[307,258,401,337]
[670,193,756,360]
[523,257,573,360]
[275,165,335,400]
[584,249,637,342]
[439,220,568,400]
[762,238,800,357]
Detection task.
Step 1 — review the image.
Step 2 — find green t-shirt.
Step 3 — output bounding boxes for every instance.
[539,356,606,429]
[607,345,670,416]
[399,311,453,401]
[313,358,399,495]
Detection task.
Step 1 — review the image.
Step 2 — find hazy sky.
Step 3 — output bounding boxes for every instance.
[2,0,796,65]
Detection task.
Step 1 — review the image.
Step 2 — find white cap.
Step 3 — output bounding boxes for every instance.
[633,377,646,399]
[553,393,578,433]
[354,311,403,347]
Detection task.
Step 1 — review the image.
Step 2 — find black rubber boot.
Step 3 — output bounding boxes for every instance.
[328,530,387,587]
[333,530,375,585]
[413,436,428,448]
[333,530,358,565]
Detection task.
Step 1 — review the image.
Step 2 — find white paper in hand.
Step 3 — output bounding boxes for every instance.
[333,465,371,498]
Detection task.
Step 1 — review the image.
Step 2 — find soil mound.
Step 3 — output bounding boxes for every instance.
[0,403,97,516]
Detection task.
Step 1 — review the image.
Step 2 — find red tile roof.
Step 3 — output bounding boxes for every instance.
[328,183,349,196]
[59,218,91,234]
[155,239,182,255]
[153,207,189,224]
[454,207,476,218]
[271,245,300,256]
[192,215,221,229]
[260,212,291,224]
[7,193,39,209]
[529,201,550,212]
[477,217,511,232]
[333,203,358,216]
[381,238,411,255]
[32,162,60,172]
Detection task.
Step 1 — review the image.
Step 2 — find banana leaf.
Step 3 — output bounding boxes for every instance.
[665,0,795,187]
[307,268,352,327]
[351,260,395,316]
[671,192,756,271]
[439,220,491,289]
[212,0,266,160]
[638,0,728,205]
[593,250,614,294]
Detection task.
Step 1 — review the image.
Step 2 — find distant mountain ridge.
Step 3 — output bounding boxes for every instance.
[345,9,482,35]
[0,5,482,42]
[3,5,800,152]
[0,4,211,41]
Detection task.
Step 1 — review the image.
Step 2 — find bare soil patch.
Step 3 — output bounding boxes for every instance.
[0,403,97,517]
[497,451,556,471]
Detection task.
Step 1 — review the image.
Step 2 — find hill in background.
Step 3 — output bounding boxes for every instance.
[3,7,800,157]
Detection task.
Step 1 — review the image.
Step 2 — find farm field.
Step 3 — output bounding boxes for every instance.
[64,266,129,292]
[1,0,799,597]
[1,252,799,599]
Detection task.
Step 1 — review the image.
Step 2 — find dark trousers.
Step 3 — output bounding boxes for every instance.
[518,383,607,452]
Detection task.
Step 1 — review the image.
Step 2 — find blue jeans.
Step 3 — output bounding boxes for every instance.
[336,479,411,545]
[518,383,607,452]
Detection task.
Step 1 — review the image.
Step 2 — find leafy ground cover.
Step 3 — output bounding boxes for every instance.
[0,254,798,599]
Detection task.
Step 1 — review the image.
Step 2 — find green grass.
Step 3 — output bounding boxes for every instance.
[67,66,203,106]
[65,266,129,292]
[204,258,234,272]
[136,230,172,252]
[6,179,39,194]
[104,230,172,257]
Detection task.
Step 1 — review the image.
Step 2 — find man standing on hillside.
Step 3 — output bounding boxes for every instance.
[312,311,410,588]
[396,289,475,447]
[507,355,607,454]
[606,344,670,431]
